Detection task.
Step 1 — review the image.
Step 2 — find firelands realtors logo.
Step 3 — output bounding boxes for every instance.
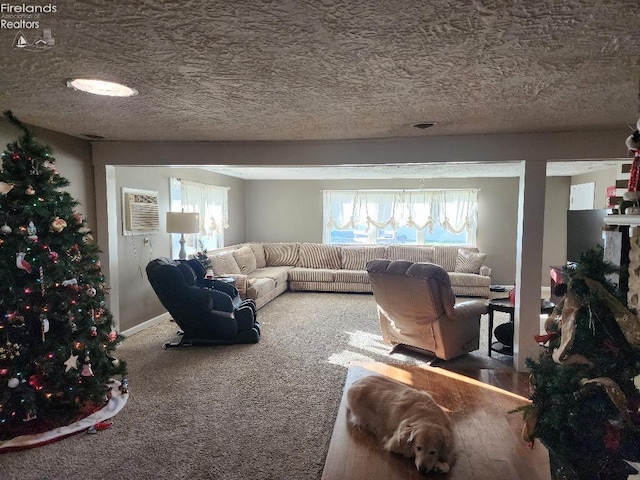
[1,3,57,51]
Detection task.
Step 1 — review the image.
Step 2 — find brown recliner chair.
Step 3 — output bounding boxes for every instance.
[366,259,488,360]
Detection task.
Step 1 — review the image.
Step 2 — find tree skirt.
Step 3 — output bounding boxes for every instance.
[0,380,128,453]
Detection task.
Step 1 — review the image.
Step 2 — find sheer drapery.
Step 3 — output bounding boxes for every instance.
[323,189,478,244]
[179,179,229,235]
[324,190,360,231]
[169,178,229,254]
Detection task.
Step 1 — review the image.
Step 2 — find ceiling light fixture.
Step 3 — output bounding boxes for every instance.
[66,78,138,97]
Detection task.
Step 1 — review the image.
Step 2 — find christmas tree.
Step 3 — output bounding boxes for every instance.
[0,111,127,441]
[519,248,640,479]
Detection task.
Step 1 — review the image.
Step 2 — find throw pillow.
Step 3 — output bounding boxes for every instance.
[248,243,267,268]
[454,249,486,274]
[263,243,299,266]
[298,243,341,269]
[211,251,242,276]
[232,246,258,274]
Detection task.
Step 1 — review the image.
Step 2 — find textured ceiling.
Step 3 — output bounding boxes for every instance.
[0,0,639,143]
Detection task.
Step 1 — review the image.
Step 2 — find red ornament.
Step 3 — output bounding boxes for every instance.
[604,421,621,451]
[28,373,44,391]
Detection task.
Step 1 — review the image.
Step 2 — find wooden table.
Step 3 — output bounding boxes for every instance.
[322,362,550,480]
[487,299,555,357]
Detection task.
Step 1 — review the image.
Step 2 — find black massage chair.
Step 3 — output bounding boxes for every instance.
[146,257,260,348]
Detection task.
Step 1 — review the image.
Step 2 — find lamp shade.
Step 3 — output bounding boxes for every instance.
[166,212,199,234]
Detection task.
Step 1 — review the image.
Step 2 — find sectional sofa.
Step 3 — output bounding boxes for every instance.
[206,242,491,310]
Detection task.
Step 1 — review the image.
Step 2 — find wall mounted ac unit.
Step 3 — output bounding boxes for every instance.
[122,188,160,236]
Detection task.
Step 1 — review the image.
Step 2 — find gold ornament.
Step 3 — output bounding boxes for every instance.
[50,216,67,233]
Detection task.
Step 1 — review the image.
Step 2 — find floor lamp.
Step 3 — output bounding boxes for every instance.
[166,211,200,260]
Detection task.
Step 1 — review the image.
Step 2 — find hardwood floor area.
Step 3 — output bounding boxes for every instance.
[322,361,550,480]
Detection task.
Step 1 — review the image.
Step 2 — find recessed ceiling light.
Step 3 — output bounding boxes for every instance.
[66,78,138,97]
[413,122,437,130]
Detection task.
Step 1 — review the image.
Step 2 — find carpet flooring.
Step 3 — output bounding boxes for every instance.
[2,292,513,480]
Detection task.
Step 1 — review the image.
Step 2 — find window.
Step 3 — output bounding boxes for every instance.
[323,189,478,246]
[170,178,229,257]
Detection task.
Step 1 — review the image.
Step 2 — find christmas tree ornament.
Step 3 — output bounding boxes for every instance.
[25,185,35,195]
[7,378,19,388]
[67,244,81,261]
[0,223,11,235]
[72,211,83,225]
[16,252,32,273]
[108,330,118,342]
[40,315,49,342]
[48,250,59,263]
[49,216,67,233]
[109,356,120,367]
[27,220,37,241]
[86,286,97,297]
[0,182,14,195]
[81,357,94,377]
[39,266,45,295]
[64,354,79,372]
[90,326,97,337]
[28,373,44,391]
[61,278,77,287]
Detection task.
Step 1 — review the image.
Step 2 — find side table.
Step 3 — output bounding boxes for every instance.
[487,298,555,356]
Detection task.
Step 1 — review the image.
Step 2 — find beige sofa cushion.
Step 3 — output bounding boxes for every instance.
[249,266,292,286]
[232,246,257,274]
[334,270,369,283]
[387,245,434,263]
[246,277,276,300]
[341,245,386,270]
[210,251,242,276]
[454,249,487,274]
[247,242,267,268]
[298,243,341,269]
[264,243,299,266]
[288,267,335,282]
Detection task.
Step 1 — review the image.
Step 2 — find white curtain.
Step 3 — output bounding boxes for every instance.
[324,191,360,231]
[179,179,229,235]
[323,189,478,243]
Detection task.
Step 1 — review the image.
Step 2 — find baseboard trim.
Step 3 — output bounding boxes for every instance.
[121,312,171,338]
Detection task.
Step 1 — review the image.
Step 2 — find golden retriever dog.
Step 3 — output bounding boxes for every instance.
[346,375,454,474]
